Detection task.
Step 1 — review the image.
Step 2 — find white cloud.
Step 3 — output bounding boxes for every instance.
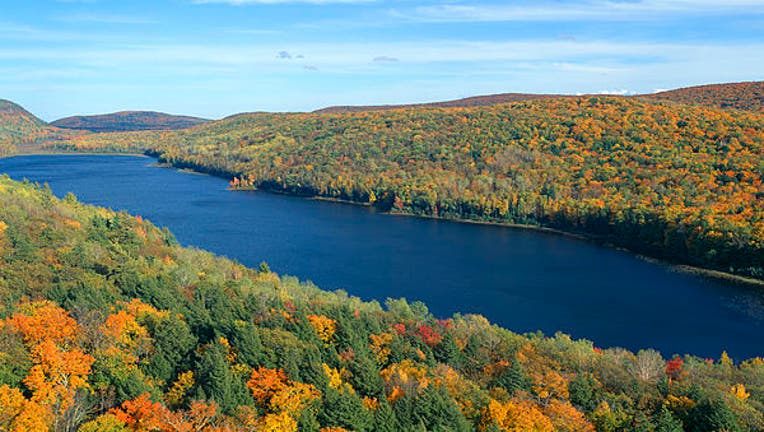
[595,89,635,96]
[193,0,374,4]
[395,0,764,23]
[0,39,760,68]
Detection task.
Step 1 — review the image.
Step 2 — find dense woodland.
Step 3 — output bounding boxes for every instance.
[314,93,564,114]
[644,82,764,113]
[1,176,764,431]
[43,95,764,280]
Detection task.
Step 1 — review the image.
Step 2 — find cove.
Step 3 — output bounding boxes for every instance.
[1,154,762,359]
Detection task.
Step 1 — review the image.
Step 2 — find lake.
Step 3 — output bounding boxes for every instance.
[1,154,762,359]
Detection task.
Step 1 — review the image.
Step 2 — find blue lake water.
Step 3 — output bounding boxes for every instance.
[1,154,762,359]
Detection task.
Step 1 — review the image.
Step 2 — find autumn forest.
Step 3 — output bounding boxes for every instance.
[0,82,763,431]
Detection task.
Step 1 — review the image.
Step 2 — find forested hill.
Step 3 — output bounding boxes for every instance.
[1,175,763,431]
[642,82,764,112]
[0,100,78,156]
[0,99,46,128]
[51,111,209,132]
[316,82,764,114]
[314,93,565,113]
[50,96,764,281]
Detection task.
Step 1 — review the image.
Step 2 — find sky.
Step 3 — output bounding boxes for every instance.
[1,0,763,120]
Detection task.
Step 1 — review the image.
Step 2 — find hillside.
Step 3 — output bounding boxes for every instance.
[317,82,764,114]
[1,175,762,430]
[641,82,764,112]
[0,100,50,155]
[315,93,565,113]
[0,100,83,156]
[51,111,209,132]
[49,96,764,280]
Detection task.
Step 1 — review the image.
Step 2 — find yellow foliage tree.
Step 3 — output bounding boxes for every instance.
[258,412,298,432]
[306,314,336,343]
[479,399,554,432]
[731,383,750,403]
[543,399,595,432]
[380,360,429,401]
[165,371,195,408]
[369,333,393,365]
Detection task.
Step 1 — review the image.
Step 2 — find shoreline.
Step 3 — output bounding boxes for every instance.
[391,209,764,289]
[4,151,763,288]
[1,150,149,158]
[232,187,764,289]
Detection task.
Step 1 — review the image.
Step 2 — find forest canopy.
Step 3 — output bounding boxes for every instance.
[1,175,764,431]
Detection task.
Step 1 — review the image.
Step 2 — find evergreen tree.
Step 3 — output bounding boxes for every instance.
[349,353,384,398]
[319,387,373,431]
[434,331,463,368]
[493,360,530,395]
[373,400,401,432]
[655,407,684,432]
[145,314,197,385]
[229,320,264,367]
[686,399,739,432]
[195,341,249,413]
[569,373,601,412]
[298,406,322,432]
[412,386,471,432]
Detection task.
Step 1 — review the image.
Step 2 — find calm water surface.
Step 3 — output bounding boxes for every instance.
[1,155,762,359]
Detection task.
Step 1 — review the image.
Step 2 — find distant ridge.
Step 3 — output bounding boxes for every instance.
[314,93,566,113]
[315,81,764,113]
[51,111,209,132]
[640,81,764,112]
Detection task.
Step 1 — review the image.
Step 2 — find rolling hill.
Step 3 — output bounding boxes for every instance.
[315,93,565,113]
[316,81,764,113]
[51,110,209,132]
[642,81,764,112]
[0,99,78,155]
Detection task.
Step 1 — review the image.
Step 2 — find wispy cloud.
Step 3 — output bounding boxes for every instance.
[394,0,764,23]
[0,21,90,41]
[373,56,398,63]
[1,39,761,74]
[593,89,635,96]
[194,0,374,5]
[54,13,157,25]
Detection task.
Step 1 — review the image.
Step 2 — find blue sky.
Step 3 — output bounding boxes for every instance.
[1,0,763,120]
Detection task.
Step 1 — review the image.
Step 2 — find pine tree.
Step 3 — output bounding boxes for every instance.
[319,387,373,431]
[373,400,401,432]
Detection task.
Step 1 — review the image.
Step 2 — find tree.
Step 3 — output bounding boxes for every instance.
[655,407,683,432]
[686,399,739,432]
[110,393,168,431]
[372,400,400,432]
[665,357,684,383]
[628,349,664,383]
[479,399,554,432]
[195,342,246,414]
[78,413,129,432]
[493,361,530,395]
[411,386,471,432]
[319,387,373,432]
[568,374,600,412]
